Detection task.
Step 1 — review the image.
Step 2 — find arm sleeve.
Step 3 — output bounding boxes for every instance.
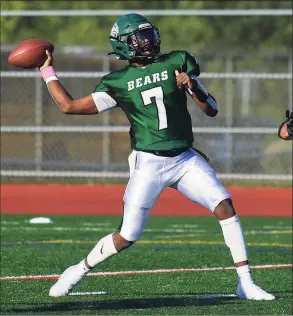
[91,80,118,113]
[182,51,200,77]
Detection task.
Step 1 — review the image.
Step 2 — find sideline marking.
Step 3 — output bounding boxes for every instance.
[1,264,291,281]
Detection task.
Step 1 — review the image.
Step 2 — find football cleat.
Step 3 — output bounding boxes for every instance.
[49,264,86,297]
[236,281,276,300]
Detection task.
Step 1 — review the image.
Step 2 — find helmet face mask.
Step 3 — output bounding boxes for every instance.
[127,27,160,59]
[109,14,161,61]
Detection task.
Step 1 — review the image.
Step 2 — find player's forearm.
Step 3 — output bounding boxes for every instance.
[187,75,218,117]
[47,80,75,113]
[40,63,98,115]
[40,65,75,113]
[191,93,218,117]
[45,80,98,115]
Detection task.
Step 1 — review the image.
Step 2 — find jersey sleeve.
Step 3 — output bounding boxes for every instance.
[91,79,118,113]
[181,51,200,77]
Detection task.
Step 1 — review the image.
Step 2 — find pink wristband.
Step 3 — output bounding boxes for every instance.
[41,66,56,81]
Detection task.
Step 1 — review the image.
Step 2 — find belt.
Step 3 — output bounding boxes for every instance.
[141,147,189,157]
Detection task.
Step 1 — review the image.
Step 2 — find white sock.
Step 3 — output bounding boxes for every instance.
[85,233,118,268]
[219,215,248,263]
[77,259,91,274]
[236,265,254,285]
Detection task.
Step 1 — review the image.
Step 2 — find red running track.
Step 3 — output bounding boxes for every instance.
[0,184,292,217]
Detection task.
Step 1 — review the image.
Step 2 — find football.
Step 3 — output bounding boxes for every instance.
[8,39,54,69]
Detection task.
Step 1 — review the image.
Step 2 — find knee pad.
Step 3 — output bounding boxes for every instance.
[119,203,151,242]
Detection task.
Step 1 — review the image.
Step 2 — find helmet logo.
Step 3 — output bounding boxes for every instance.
[110,23,119,38]
[139,23,151,29]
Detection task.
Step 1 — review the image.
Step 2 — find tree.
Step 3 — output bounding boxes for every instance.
[1,0,291,54]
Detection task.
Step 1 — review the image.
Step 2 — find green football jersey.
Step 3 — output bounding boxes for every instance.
[93,50,200,151]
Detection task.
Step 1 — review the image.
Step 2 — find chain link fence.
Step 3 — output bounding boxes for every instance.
[1,61,292,183]
[1,8,292,184]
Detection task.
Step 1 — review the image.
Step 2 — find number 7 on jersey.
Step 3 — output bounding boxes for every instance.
[141,86,168,130]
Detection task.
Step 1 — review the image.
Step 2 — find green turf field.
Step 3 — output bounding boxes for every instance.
[0,214,292,315]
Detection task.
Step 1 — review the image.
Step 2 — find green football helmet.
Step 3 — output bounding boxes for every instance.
[109,13,161,61]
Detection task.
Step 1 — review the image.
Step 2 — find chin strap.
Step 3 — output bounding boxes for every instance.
[108,52,126,60]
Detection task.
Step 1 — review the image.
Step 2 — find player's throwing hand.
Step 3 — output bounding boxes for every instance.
[39,50,53,71]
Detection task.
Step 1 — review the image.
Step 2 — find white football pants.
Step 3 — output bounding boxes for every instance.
[120,149,231,241]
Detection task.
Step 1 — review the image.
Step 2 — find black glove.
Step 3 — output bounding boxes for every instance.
[285,110,293,136]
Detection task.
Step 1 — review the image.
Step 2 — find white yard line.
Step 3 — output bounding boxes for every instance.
[68,291,106,296]
[170,224,199,228]
[0,221,21,225]
[1,264,291,281]
[197,294,237,299]
[0,226,117,232]
[68,292,235,298]
[83,222,111,226]
[1,225,291,236]
[0,226,208,233]
[263,226,292,229]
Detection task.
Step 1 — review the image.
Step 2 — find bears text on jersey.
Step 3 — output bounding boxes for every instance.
[127,70,168,91]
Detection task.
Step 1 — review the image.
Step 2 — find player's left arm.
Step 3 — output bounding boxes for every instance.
[175,70,218,117]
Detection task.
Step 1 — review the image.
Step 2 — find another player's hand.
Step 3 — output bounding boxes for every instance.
[278,110,293,140]
[175,70,193,90]
[39,50,53,71]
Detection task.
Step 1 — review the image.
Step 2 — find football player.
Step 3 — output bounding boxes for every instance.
[278,110,293,140]
[40,13,275,300]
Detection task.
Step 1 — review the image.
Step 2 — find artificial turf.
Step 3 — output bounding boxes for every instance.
[0,214,292,315]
